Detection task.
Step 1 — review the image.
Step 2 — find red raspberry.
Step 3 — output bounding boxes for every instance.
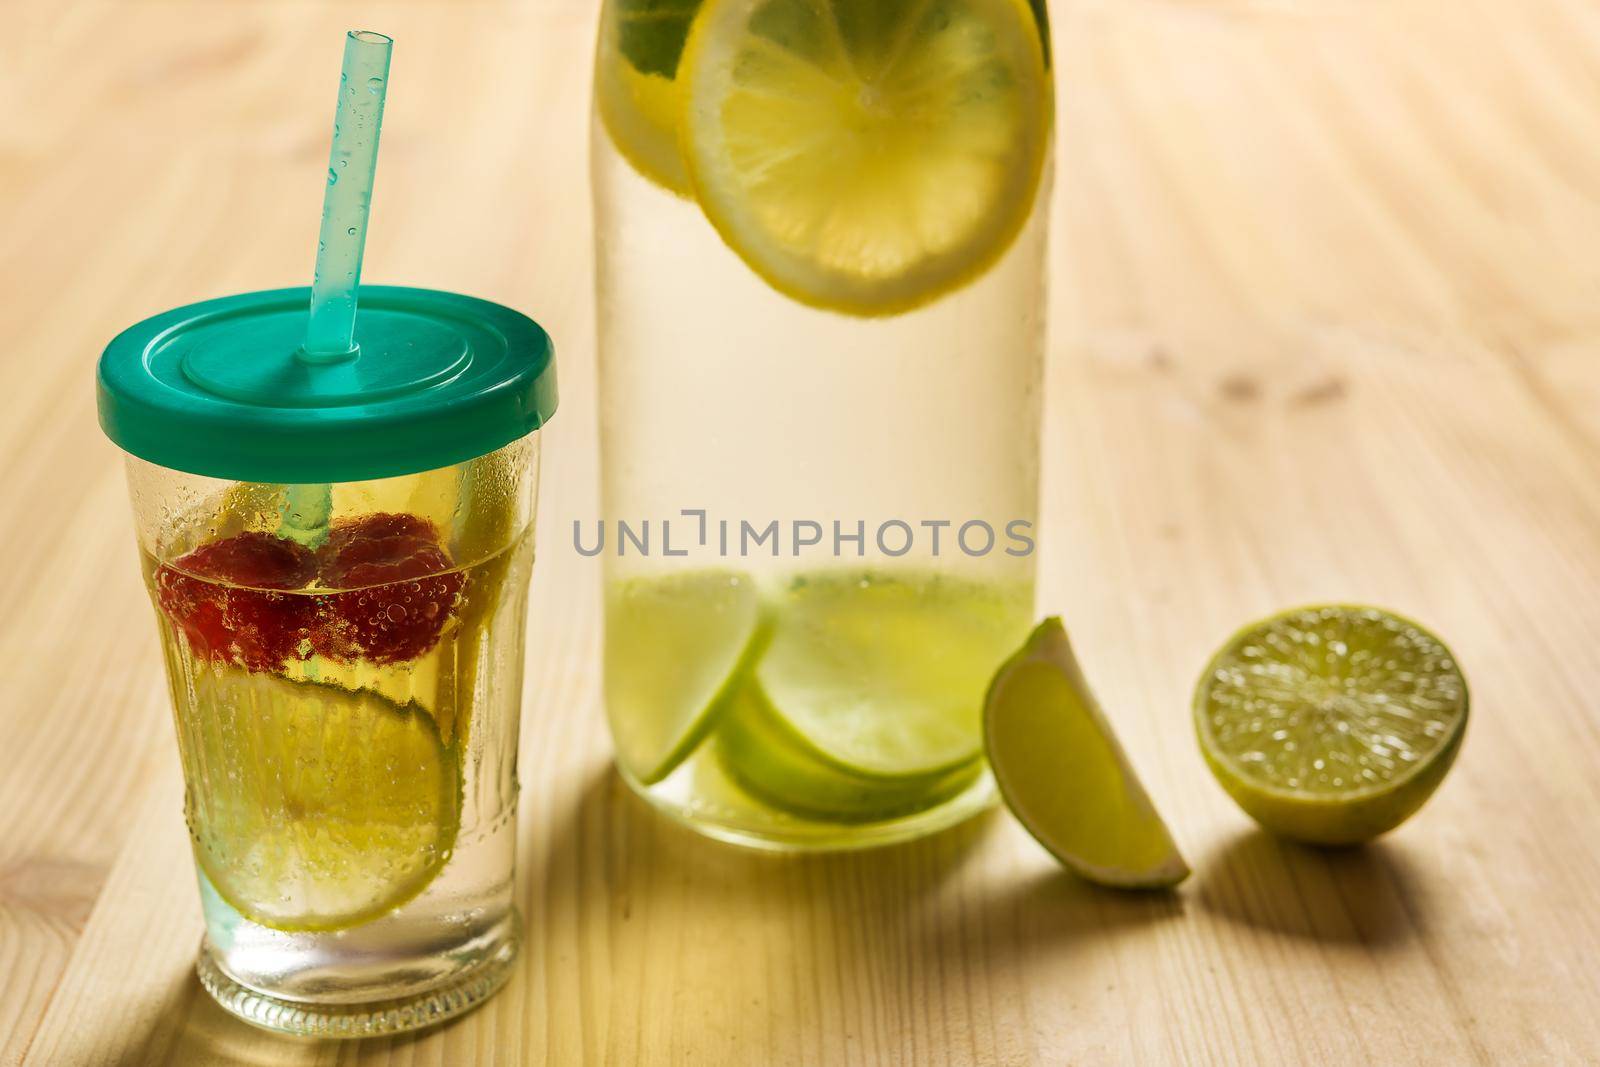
[315,514,463,664]
[154,532,317,671]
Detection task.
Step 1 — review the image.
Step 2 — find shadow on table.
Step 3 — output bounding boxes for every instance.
[963,858,1186,972]
[112,765,1187,1064]
[125,971,469,1066]
[528,758,998,895]
[526,767,1183,1029]
[1193,828,1418,946]
[111,968,298,1067]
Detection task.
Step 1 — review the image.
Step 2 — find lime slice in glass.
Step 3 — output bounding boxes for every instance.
[605,569,763,784]
[1195,604,1468,845]
[182,670,459,932]
[985,618,1189,888]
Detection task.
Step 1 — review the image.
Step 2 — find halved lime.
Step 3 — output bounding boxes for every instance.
[1195,605,1468,845]
[985,618,1189,888]
[715,678,981,822]
[605,569,764,784]
[181,670,459,932]
[678,0,1051,314]
[753,571,1031,779]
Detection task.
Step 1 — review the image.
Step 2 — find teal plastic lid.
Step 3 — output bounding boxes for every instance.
[97,286,557,484]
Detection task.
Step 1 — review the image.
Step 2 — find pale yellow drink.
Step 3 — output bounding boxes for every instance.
[122,437,541,1034]
[593,0,1055,848]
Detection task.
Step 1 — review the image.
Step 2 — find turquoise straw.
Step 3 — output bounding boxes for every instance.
[281,30,392,547]
[303,30,393,359]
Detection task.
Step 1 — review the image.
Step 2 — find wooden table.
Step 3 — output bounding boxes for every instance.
[6,0,1600,1062]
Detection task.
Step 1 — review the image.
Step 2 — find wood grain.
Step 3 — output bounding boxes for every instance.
[5,0,1600,1063]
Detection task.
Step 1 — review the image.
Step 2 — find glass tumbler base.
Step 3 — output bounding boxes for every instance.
[196,923,518,1039]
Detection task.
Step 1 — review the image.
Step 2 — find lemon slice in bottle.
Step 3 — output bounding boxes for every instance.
[678,0,1051,315]
[1195,605,1468,845]
[985,618,1189,888]
[183,670,459,932]
[605,569,764,784]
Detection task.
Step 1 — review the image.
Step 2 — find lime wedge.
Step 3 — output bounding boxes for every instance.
[715,679,981,822]
[985,618,1189,888]
[605,569,763,784]
[678,0,1051,314]
[1195,605,1468,845]
[180,670,458,932]
[753,572,1030,779]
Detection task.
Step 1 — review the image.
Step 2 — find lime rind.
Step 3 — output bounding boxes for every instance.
[1194,604,1468,845]
[984,618,1189,889]
[1198,731,1466,846]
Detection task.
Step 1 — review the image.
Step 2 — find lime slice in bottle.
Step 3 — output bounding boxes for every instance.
[678,0,1051,315]
[711,571,1026,819]
[758,572,1028,776]
[605,569,764,784]
[596,0,703,194]
[985,618,1189,888]
[183,669,459,932]
[715,679,981,822]
[1195,605,1468,845]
